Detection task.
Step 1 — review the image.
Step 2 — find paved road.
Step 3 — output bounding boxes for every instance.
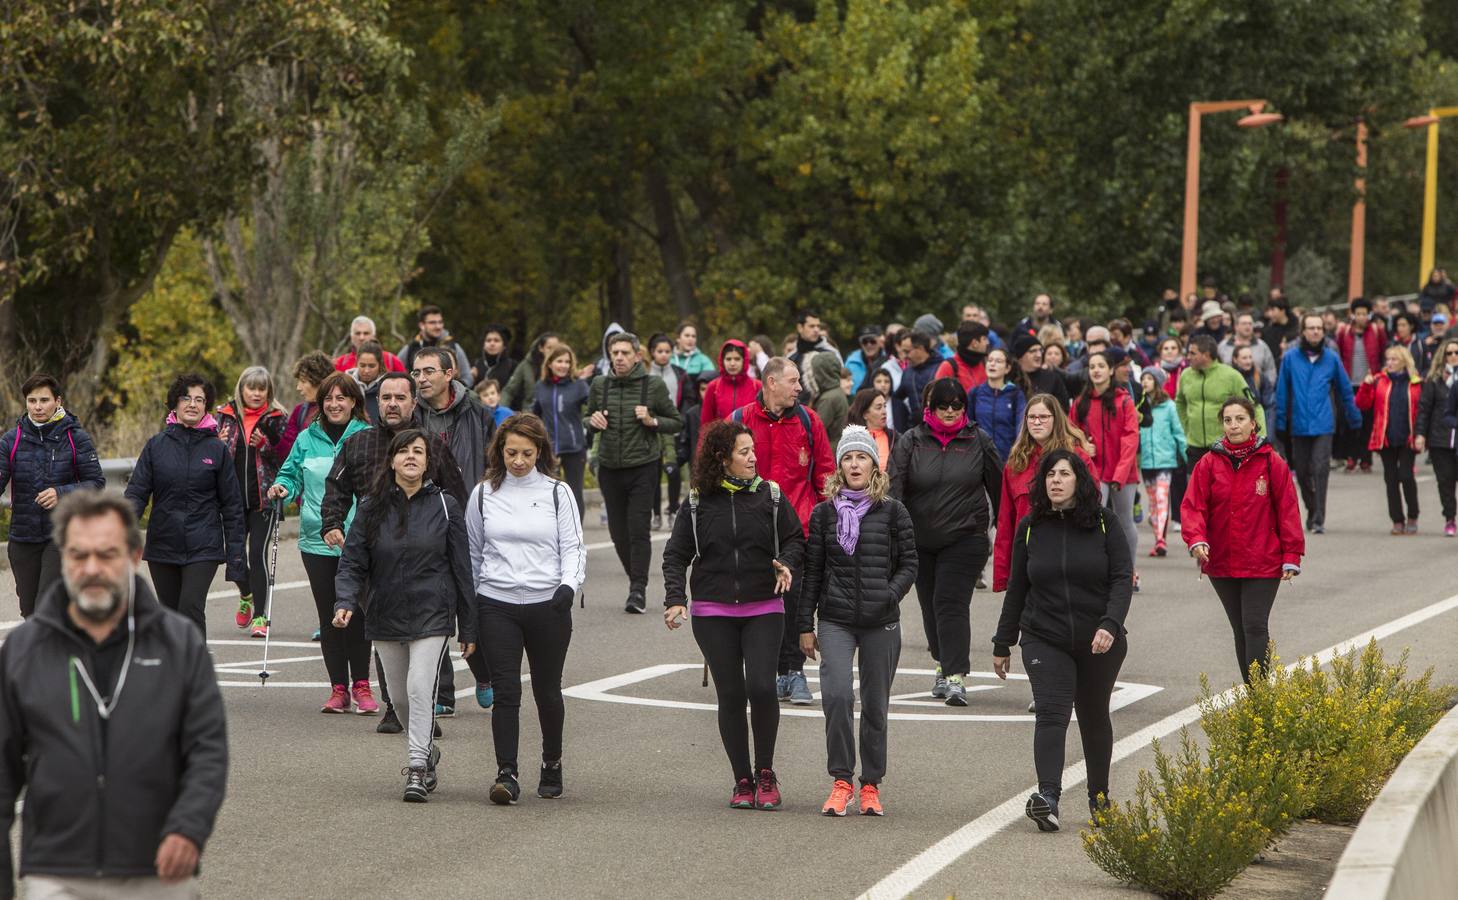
[3,469,1455,899]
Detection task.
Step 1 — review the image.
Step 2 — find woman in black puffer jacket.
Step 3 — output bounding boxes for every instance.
[798,426,917,818]
[662,419,804,812]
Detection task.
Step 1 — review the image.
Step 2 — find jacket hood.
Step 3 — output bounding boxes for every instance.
[348,368,384,392]
[718,339,750,382]
[810,350,843,387]
[165,412,219,434]
[601,321,626,360]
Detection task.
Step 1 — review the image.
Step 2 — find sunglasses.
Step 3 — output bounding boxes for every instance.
[935,401,966,412]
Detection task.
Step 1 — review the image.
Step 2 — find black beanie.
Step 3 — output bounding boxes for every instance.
[1011,333,1040,360]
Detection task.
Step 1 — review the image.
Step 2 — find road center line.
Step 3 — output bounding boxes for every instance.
[859,590,1458,899]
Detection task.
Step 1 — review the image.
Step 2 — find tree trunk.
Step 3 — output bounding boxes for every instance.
[607,236,634,333]
[643,162,697,321]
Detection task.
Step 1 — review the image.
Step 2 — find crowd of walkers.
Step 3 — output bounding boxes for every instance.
[1,277,1451,830]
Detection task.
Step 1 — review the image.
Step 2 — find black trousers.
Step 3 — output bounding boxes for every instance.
[653,459,683,516]
[1379,446,1419,523]
[243,508,271,612]
[479,595,572,773]
[914,532,989,676]
[1430,447,1457,521]
[777,575,807,675]
[599,460,658,595]
[301,552,370,687]
[694,612,782,781]
[1022,634,1126,802]
[1209,577,1280,684]
[1343,408,1375,466]
[8,539,59,619]
[1290,433,1333,527]
[558,450,587,522]
[1185,446,1210,471]
[149,561,219,634]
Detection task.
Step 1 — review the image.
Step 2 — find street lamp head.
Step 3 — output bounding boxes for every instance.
[1237,112,1283,128]
[1405,114,1440,129]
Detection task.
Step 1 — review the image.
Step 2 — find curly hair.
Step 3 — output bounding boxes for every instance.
[1027,449,1103,529]
[484,413,558,489]
[693,420,752,495]
[292,350,335,389]
[166,373,215,412]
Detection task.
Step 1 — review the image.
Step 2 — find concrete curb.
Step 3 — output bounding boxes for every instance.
[1324,703,1458,899]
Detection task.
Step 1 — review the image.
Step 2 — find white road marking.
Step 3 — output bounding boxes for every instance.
[562,664,1161,724]
[859,589,1458,899]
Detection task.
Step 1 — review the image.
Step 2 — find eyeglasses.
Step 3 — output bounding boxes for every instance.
[1026,414,1053,422]
[178,396,206,406]
[934,402,966,412]
[410,367,441,378]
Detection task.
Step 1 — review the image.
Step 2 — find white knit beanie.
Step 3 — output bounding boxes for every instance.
[836,425,879,467]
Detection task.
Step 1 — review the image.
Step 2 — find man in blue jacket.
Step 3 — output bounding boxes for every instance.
[1274,314,1362,534]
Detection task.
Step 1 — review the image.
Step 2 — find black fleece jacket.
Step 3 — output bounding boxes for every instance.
[992,510,1133,656]
[661,479,805,607]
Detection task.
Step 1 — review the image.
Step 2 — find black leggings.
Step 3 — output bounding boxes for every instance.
[244,508,271,612]
[8,539,59,619]
[1022,634,1127,802]
[693,612,782,781]
[1209,577,1280,684]
[558,451,587,522]
[301,552,370,687]
[1379,446,1419,523]
[914,533,989,676]
[653,459,683,516]
[1431,447,1458,522]
[479,595,573,773]
[149,561,219,634]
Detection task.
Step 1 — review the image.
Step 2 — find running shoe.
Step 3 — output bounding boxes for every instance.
[931,667,949,699]
[624,591,646,614]
[352,680,379,715]
[776,674,792,701]
[945,674,968,707]
[425,745,441,793]
[1088,793,1112,828]
[491,768,521,805]
[822,780,854,817]
[786,671,814,705]
[402,767,429,803]
[434,703,455,718]
[859,783,884,817]
[377,705,403,734]
[1025,791,1060,832]
[1360,461,1373,474]
[434,721,443,739]
[652,513,663,531]
[1151,541,1167,557]
[538,760,564,799]
[311,628,321,642]
[476,682,495,709]
[1447,519,1456,537]
[754,768,782,810]
[1405,518,1418,535]
[249,616,268,639]
[1312,524,1325,534]
[1344,458,1357,473]
[667,511,677,530]
[1132,497,1143,523]
[1391,522,1405,535]
[321,685,350,714]
[730,777,755,809]
[235,596,253,628]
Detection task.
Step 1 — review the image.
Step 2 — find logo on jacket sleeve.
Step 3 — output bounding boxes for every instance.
[799,446,810,467]
[1255,476,1267,496]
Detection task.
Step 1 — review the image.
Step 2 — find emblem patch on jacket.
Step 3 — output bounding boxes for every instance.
[203,457,215,466]
[799,447,809,467]
[1255,476,1267,496]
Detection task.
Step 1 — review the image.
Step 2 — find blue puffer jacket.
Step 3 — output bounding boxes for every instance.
[1275,345,1362,437]
[533,377,591,455]
[969,381,1026,462]
[124,419,248,584]
[1138,400,1187,471]
[0,413,106,543]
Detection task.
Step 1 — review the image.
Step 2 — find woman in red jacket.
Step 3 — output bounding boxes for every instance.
[1181,396,1304,684]
[1069,352,1141,581]
[993,394,1093,592]
[1356,345,1424,534]
[699,340,761,427]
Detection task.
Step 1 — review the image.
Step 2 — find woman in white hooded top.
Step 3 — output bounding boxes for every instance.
[467,413,586,806]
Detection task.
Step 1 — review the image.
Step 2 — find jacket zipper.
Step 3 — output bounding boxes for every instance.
[729,492,741,598]
[1059,518,1076,653]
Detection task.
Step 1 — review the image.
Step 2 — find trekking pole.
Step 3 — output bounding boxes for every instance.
[258,496,284,685]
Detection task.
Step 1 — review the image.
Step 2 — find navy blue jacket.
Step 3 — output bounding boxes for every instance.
[0,414,105,544]
[124,422,249,584]
[969,382,1027,463]
[532,377,591,455]
[1274,345,1362,437]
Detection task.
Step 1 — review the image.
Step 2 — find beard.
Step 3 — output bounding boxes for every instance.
[65,574,126,622]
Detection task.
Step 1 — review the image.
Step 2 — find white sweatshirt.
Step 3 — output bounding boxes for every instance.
[466,469,586,604]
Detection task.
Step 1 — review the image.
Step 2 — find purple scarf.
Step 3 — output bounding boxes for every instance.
[833,489,873,555]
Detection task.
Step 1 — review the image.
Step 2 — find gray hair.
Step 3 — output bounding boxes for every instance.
[233,365,285,414]
[607,332,641,353]
[350,315,377,333]
[761,357,795,383]
[53,490,142,553]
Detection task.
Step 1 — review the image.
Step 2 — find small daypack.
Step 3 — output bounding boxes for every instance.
[687,480,781,561]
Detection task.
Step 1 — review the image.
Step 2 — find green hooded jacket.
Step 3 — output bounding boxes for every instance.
[1175,360,1265,449]
[585,361,683,469]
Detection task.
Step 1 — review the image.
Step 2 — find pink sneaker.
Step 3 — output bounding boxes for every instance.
[1446,519,1455,537]
[754,768,782,811]
[321,685,350,714]
[352,680,379,715]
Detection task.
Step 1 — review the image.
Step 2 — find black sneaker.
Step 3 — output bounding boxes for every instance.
[434,720,443,739]
[1025,791,1060,832]
[403,767,429,803]
[424,745,441,793]
[538,760,564,799]
[377,705,403,735]
[624,591,646,614]
[491,768,521,805]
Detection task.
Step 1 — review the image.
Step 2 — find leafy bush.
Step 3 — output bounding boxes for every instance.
[1083,730,1298,900]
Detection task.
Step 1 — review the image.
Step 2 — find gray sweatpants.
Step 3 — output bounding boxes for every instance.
[1100,482,1139,560]
[818,619,902,785]
[374,636,449,768]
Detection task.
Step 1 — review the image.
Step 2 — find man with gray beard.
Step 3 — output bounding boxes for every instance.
[0,491,228,899]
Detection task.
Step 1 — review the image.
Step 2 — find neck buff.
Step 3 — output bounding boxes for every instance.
[721,474,756,493]
[923,408,967,447]
[833,488,873,555]
[1222,434,1260,462]
[1301,336,1326,355]
[29,405,66,428]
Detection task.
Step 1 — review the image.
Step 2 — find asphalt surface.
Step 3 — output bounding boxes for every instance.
[3,467,1456,899]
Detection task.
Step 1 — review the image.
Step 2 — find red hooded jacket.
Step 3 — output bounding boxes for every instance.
[1181,438,1304,578]
[700,340,761,426]
[733,394,834,536]
[1354,373,1422,450]
[933,354,987,394]
[992,442,1095,591]
[1069,388,1140,486]
[1334,323,1387,382]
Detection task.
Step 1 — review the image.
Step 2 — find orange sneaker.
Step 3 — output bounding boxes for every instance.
[859,783,884,816]
[821,780,854,817]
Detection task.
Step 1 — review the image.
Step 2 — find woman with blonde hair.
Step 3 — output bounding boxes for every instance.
[992,394,1093,592]
[1415,336,1458,535]
[1356,345,1424,533]
[798,426,917,817]
[532,343,590,519]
